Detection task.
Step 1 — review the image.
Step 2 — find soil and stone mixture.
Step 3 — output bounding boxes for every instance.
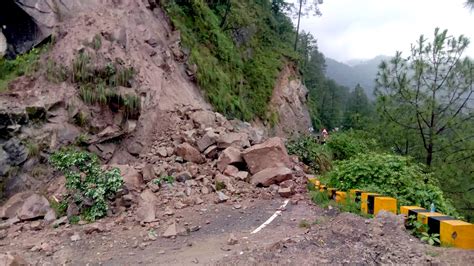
[1,1,474,265]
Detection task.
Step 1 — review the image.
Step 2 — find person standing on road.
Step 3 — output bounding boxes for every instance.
[321,128,329,144]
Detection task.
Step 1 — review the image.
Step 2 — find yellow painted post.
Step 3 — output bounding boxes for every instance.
[315,180,321,189]
[361,192,379,214]
[439,220,474,249]
[319,184,327,192]
[417,212,446,225]
[373,197,397,215]
[349,189,363,203]
[335,191,347,203]
[307,177,318,185]
[400,206,425,216]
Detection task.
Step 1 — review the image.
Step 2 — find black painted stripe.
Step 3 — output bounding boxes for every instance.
[427,216,456,235]
[367,194,382,214]
[355,191,362,203]
[327,188,337,200]
[408,208,427,218]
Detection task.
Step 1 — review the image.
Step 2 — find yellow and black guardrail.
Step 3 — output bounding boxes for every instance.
[307,177,474,249]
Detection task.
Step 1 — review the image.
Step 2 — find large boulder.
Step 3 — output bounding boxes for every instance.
[2,138,28,166]
[242,137,292,174]
[196,131,218,152]
[136,189,157,223]
[250,167,293,187]
[175,143,205,164]
[0,191,33,219]
[109,164,143,192]
[189,110,216,128]
[16,193,52,220]
[216,146,243,172]
[217,132,250,149]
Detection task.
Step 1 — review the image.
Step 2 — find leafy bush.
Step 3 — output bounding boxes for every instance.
[309,190,330,207]
[0,47,43,91]
[50,149,123,221]
[164,0,297,121]
[286,135,332,174]
[326,131,374,160]
[325,153,457,215]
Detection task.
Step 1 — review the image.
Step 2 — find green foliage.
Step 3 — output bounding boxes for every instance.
[309,190,330,207]
[336,194,364,216]
[406,215,440,246]
[164,0,297,121]
[215,180,226,191]
[70,51,139,117]
[343,84,374,130]
[374,28,474,221]
[50,149,123,221]
[69,215,80,224]
[286,135,332,174]
[325,131,372,161]
[0,47,43,91]
[298,219,311,228]
[406,215,428,237]
[421,232,441,246]
[45,58,68,83]
[74,133,89,146]
[326,153,457,216]
[152,175,175,186]
[25,141,40,158]
[50,199,68,217]
[296,32,352,130]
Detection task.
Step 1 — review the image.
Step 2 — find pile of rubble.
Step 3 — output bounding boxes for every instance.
[0,107,310,238]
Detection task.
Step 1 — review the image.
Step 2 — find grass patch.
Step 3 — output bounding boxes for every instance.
[25,141,40,158]
[299,219,311,228]
[0,47,44,91]
[70,51,140,118]
[164,1,298,121]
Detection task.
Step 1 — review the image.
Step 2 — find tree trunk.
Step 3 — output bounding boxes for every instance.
[426,142,433,167]
[294,0,303,51]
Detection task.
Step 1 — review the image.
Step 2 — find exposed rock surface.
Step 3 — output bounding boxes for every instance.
[269,64,312,137]
[216,147,243,172]
[242,137,292,174]
[0,252,28,266]
[175,143,205,164]
[250,167,293,187]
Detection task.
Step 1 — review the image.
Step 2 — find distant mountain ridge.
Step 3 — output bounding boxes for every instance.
[325,55,391,99]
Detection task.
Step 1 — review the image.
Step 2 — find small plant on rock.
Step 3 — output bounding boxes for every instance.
[420,232,441,246]
[50,149,123,221]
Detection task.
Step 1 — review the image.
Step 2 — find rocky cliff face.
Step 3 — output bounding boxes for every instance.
[269,64,312,137]
[0,0,311,198]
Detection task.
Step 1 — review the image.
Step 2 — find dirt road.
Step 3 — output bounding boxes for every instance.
[2,197,473,265]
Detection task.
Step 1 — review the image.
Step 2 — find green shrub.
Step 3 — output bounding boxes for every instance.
[286,135,332,174]
[309,190,330,207]
[326,131,373,160]
[50,149,123,221]
[70,51,140,117]
[325,153,457,216]
[164,0,297,121]
[25,141,40,158]
[0,47,43,91]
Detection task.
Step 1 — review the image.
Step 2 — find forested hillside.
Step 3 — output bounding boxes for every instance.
[325,55,390,99]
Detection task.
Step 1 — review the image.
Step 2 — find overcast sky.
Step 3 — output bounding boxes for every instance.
[298,0,474,62]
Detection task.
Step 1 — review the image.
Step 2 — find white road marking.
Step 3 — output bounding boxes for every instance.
[250,199,290,234]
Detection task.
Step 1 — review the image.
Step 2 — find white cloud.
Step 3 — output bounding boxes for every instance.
[298,0,474,61]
